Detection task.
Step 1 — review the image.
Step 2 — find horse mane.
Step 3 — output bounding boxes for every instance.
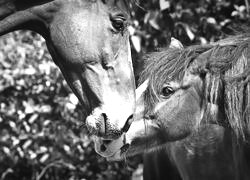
[140,33,250,139]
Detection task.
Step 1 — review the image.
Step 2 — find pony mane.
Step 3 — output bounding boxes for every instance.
[139,44,213,114]
[198,33,250,139]
[140,33,250,139]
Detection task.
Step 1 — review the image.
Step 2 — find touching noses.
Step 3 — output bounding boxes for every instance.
[85,110,133,139]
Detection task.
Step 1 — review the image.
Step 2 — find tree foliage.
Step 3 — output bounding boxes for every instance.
[0,0,249,179]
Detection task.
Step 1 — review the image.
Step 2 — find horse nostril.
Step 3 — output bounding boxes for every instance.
[101,113,108,122]
[122,114,133,133]
[101,113,108,134]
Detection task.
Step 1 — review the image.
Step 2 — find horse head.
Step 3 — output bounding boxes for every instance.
[0,0,136,157]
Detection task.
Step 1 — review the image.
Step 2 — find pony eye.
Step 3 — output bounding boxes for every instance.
[111,15,126,32]
[161,86,174,98]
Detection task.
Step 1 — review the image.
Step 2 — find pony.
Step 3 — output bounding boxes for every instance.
[0,0,136,157]
[99,36,250,179]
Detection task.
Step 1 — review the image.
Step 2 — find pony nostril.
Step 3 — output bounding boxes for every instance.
[145,114,155,119]
[103,139,112,144]
[100,144,107,152]
[149,114,156,119]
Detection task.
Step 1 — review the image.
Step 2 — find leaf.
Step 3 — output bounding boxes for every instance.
[131,35,141,53]
[17,147,24,158]
[23,121,31,132]
[63,145,71,153]
[40,153,49,163]
[38,105,52,113]
[22,139,32,149]
[2,146,11,156]
[207,17,216,24]
[128,25,136,35]
[23,66,36,75]
[69,93,78,105]
[23,99,35,114]
[199,37,208,45]
[43,119,51,126]
[39,146,48,153]
[9,121,17,131]
[159,0,170,11]
[169,38,184,49]
[231,11,238,17]
[29,150,37,159]
[148,12,160,30]
[28,113,39,123]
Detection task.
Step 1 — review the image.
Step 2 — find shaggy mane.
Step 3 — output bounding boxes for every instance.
[140,33,250,139]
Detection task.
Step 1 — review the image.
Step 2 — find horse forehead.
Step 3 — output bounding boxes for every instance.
[52,2,110,44]
[61,0,106,14]
[63,0,102,7]
[62,0,125,11]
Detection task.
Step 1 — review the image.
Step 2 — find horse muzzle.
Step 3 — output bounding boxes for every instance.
[85,107,133,139]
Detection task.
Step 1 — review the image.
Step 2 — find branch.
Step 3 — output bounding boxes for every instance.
[1,168,14,180]
[245,0,249,14]
[36,160,76,180]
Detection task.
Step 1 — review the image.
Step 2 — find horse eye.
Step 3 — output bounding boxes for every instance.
[161,86,174,98]
[111,15,126,32]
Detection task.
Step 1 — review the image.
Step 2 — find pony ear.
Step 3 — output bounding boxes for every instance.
[0,1,56,36]
[169,37,184,49]
[134,79,149,121]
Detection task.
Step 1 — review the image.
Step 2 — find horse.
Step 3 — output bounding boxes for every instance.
[0,0,136,157]
[99,35,250,179]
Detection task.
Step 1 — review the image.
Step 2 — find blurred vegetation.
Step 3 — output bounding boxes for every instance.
[0,0,249,180]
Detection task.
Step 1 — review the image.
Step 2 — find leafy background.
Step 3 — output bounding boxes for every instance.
[0,0,249,179]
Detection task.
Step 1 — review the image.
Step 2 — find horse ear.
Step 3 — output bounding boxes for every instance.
[169,37,184,49]
[0,1,56,36]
